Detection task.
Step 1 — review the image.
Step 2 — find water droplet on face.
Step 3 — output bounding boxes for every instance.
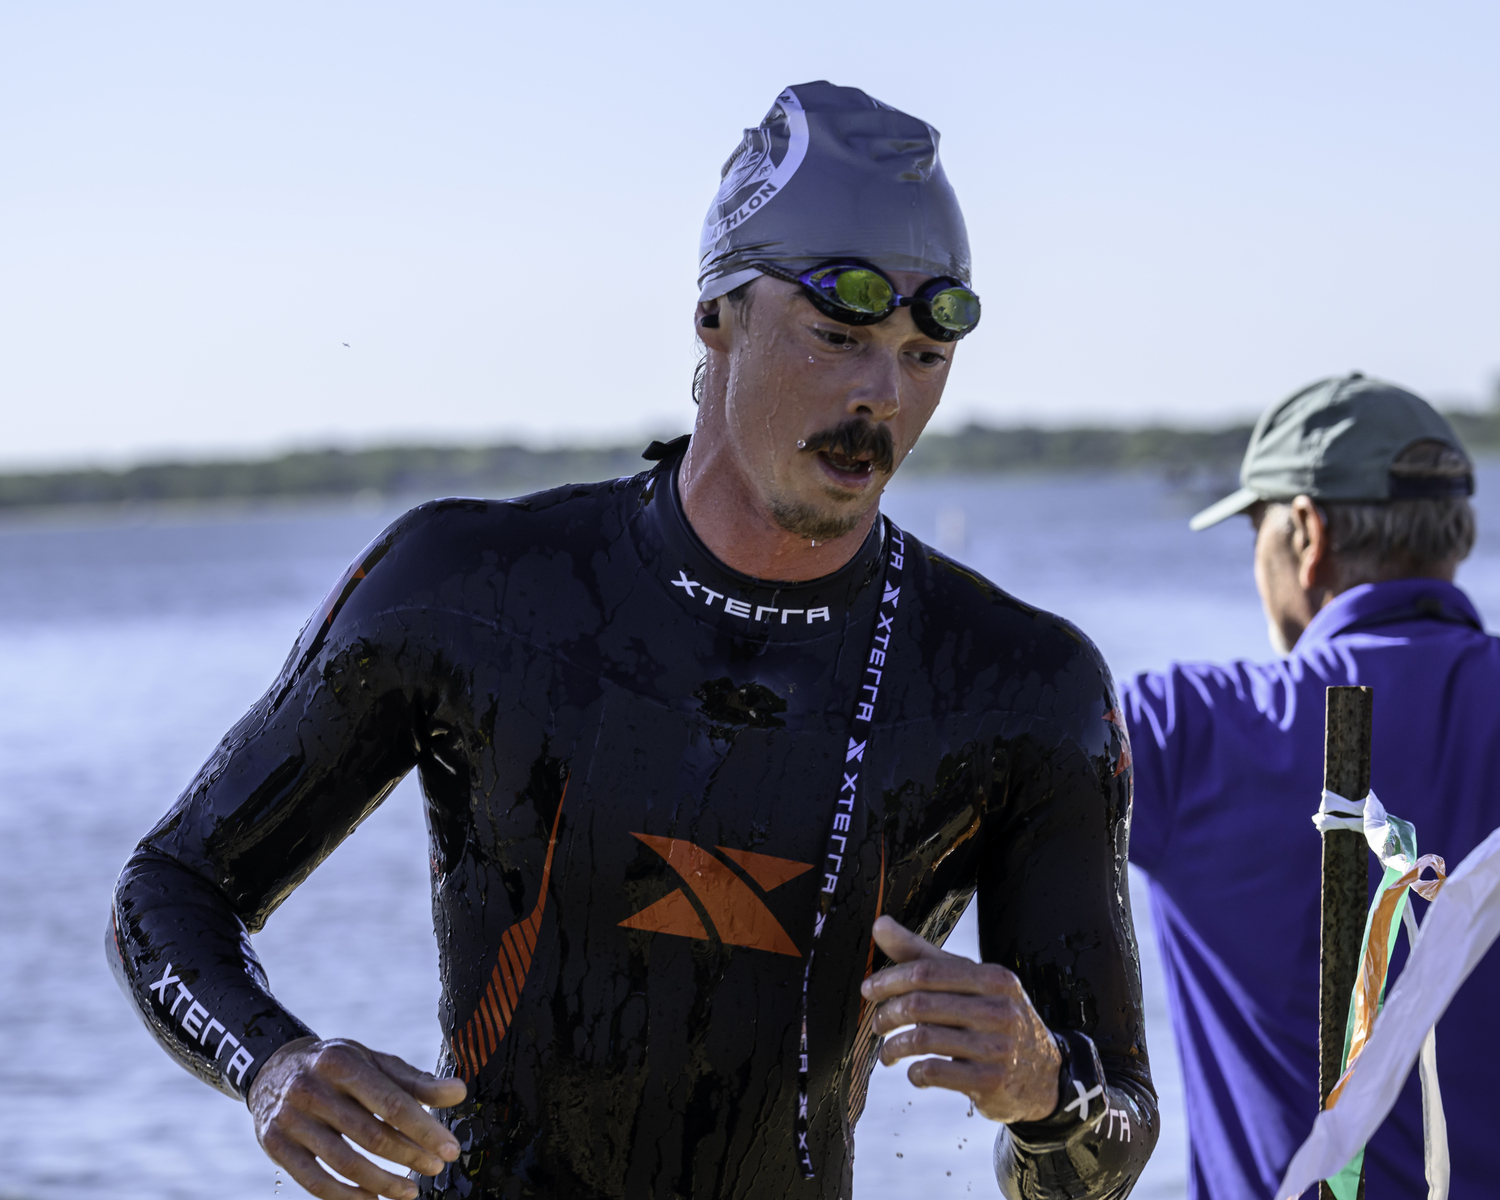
[808,355,815,363]
[797,439,807,449]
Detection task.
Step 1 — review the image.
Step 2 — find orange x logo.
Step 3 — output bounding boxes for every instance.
[620,836,812,957]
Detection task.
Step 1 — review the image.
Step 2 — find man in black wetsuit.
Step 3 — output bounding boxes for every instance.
[111,82,1158,1200]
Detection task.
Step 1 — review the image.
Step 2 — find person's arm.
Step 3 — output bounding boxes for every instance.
[976,724,1156,1199]
[866,703,1156,1198]
[108,514,465,1198]
[1120,667,1188,874]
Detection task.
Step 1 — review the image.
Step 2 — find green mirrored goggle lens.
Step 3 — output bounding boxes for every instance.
[830,269,894,314]
[925,287,980,331]
[797,264,979,337]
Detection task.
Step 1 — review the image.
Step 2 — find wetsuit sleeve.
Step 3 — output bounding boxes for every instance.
[108,526,422,1100]
[978,673,1158,1198]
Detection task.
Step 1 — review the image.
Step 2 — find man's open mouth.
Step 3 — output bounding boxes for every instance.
[799,419,896,481]
[818,448,876,478]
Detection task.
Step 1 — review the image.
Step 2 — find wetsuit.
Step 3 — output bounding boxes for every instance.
[110,446,1158,1199]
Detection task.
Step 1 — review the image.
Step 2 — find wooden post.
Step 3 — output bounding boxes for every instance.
[1319,686,1372,1200]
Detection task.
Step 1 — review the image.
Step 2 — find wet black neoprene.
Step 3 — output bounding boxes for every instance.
[111,448,1158,1199]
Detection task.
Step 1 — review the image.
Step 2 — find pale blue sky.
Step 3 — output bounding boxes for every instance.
[2,1,1497,468]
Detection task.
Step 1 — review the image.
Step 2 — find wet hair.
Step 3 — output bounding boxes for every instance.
[692,280,754,406]
[1268,439,1477,580]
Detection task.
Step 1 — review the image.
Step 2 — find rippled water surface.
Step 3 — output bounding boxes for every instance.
[5,465,1500,1200]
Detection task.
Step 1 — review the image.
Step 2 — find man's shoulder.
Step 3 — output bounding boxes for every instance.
[912,539,1111,673]
[1125,657,1293,727]
[319,474,649,629]
[907,538,1117,737]
[377,473,648,567]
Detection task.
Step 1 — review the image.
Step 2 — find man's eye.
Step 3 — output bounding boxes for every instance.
[914,349,948,366]
[814,328,856,346]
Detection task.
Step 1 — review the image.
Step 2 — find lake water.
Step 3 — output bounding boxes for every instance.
[5,464,1500,1200]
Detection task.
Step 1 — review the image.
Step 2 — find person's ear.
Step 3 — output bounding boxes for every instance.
[1290,495,1331,591]
[695,300,730,351]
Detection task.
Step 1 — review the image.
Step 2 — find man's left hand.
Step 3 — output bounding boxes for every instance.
[861,915,1062,1123]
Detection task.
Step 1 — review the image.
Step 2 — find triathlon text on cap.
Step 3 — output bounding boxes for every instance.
[670,570,831,625]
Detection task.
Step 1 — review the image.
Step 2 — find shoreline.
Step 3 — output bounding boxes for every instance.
[4,411,1498,514]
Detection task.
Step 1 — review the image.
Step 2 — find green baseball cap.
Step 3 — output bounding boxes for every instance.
[1190,372,1474,531]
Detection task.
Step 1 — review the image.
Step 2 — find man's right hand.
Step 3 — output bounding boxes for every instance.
[249,1036,468,1200]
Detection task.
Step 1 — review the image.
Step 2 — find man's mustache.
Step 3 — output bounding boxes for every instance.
[798,419,896,475]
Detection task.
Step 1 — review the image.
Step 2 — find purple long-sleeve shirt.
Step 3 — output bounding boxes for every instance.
[1124,577,1500,1199]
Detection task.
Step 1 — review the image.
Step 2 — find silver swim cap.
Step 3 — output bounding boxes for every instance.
[697,81,972,302]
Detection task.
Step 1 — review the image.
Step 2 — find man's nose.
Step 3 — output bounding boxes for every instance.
[844,350,901,423]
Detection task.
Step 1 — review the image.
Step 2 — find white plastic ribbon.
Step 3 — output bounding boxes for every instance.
[1407,901,1450,1200]
[1311,789,1366,834]
[1314,789,1417,874]
[1277,821,1500,1200]
[1308,791,1449,1198]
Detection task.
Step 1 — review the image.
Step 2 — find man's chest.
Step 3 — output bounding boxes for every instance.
[466,673,853,958]
[442,645,1002,964]
[425,633,1007,1096]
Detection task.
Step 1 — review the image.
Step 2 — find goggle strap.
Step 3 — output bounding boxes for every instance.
[749,261,804,286]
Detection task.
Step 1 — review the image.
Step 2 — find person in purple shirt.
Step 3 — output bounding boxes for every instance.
[1124,372,1498,1199]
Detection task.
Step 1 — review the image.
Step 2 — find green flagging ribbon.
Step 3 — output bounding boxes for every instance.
[1314,790,1448,1200]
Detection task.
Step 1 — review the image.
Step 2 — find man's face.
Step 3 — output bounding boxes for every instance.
[1249,502,1317,655]
[704,272,955,541]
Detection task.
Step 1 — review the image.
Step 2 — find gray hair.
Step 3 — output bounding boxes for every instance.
[1322,439,1476,576]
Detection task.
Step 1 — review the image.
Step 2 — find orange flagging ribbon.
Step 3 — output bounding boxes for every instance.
[450,779,568,1081]
[1326,852,1446,1109]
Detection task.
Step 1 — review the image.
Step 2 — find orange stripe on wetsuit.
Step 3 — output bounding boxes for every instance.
[451,779,569,1081]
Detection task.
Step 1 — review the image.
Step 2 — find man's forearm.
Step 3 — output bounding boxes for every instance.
[109,849,315,1100]
[995,1031,1158,1200]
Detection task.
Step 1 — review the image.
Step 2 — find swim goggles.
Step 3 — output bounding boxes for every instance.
[776,260,981,342]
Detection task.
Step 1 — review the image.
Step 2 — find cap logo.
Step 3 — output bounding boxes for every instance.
[703,88,809,245]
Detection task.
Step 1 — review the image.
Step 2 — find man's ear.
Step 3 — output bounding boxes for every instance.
[695,299,731,352]
[1290,495,1331,591]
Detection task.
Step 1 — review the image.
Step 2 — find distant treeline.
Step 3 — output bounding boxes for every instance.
[5,411,1499,511]
[0,445,654,511]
